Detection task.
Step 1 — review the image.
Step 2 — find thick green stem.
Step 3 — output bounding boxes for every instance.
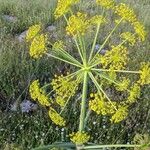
[79,71,88,132]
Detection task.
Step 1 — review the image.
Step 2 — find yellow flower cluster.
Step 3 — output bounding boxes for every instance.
[70,131,90,144]
[26,24,47,59]
[53,40,65,50]
[127,83,141,104]
[48,108,66,126]
[111,106,128,123]
[116,77,130,91]
[89,93,116,115]
[26,24,41,42]
[133,21,146,41]
[138,62,150,85]
[51,74,79,107]
[100,45,128,70]
[115,3,137,23]
[120,32,136,46]
[29,80,50,106]
[96,0,115,9]
[54,0,79,19]
[90,15,106,25]
[66,12,90,36]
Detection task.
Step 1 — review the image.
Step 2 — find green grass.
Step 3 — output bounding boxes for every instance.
[0,0,150,149]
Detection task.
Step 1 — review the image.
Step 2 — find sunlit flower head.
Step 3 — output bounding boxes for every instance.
[29,34,47,59]
[89,93,116,115]
[127,83,141,104]
[49,108,66,126]
[51,74,79,107]
[120,32,136,46]
[138,62,150,85]
[96,0,115,9]
[133,21,146,41]
[53,40,65,50]
[115,3,137,23]
[26,24,41,42]
[70,131,90,144]
[111,106,128,123]
[100,45,128,70]
[29,80,50,106]
[90,15,106,25]
[116,77,130,91]
[54,0,79,19]
[66,12,90,36]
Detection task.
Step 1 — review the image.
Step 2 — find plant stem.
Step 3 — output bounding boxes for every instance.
[90,18,123,65]
[83,144,141,149]
[92,68,140,74]
[89,23,101,62]
[79,71,88,132]
[46,53,82,68]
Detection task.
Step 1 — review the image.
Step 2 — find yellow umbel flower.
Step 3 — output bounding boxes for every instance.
[29,80,41,100]
[66,12,90,36]
[53,41,65,50]
[89,93,116,115]
[90,15,106,25]
[111,106,128,123]
[100,45,128,70]
[51,74,79,107]
[127,83,141,104]
[26,24,41,42]
[70,131,90,144]
[54,0,79,19]
[29,34,47,59]
[48,108,66,126]
[116,77,130,91]
[115,3,137,23]
[120,32,136,46]
[96,0,115,9]
[133,21,146,41]
[138,62,150,85]
[29,80,50,106]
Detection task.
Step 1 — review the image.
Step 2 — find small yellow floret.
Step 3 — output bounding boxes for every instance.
[127,83,141,104]
[29,34,47,59]
[53,41,65,50]
[133,21,146,41]
[96,0,115,9]
[70,131,90,144]
[51,74,79,107]
[89,93,116,115]
[29,80,50,106]
[66,12,90,36]
[100,45,128,70]
[138,62,150,85]
[120,32,136,46]
[48,108,66,126]
[26,25,41,42]
[115,3,137,23]
[90,15,106,25]
[54,0,79,19]
[111,106,128,123]
[116,77,130,91]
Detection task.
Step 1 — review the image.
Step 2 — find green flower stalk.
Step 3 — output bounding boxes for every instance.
[27,0,150,149]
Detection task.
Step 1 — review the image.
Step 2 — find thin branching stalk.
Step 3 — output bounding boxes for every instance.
[90,18,124,64]
[46,53,82,68]
[92,68,140,74]
[89,72,117,110]
[83,144,141,149]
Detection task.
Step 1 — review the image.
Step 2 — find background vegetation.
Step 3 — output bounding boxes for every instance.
[0,0,150,149]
